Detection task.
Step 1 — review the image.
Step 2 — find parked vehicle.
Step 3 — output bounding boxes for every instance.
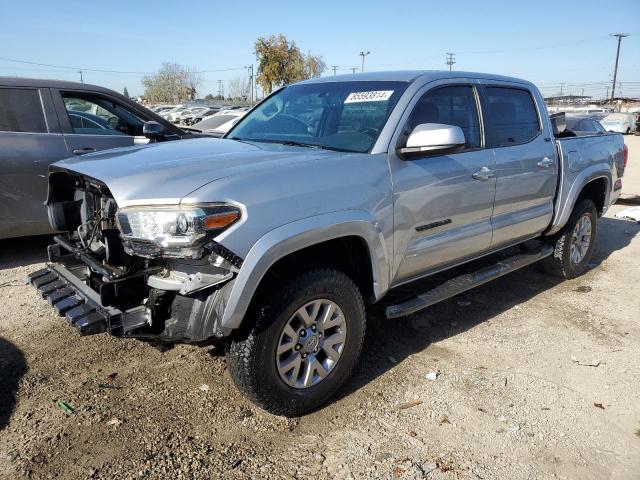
[161,106,188,122]
[600,113,637,134]
[177,106,214,125]
[192,109,247,136]
[564,114,606,136]
[29,71,626,416]
[188,108,219,125]
[0,77,203,239]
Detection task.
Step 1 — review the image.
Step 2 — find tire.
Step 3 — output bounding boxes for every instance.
[542,199,598,279]
[226,269,366,416]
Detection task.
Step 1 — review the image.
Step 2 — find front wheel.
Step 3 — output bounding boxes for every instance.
[542,199,598,279]
[226,269,366,416]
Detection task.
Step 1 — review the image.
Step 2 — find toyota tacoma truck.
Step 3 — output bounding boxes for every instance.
[28,71,627,416]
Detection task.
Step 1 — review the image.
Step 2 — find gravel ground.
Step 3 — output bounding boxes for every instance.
[1,143,640,480]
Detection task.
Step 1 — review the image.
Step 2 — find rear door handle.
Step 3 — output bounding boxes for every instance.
[472,166,496,181]
[537,157,554,168]
[72,147,96,155]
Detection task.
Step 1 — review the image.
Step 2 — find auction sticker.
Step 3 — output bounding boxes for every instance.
[344,90,394,103]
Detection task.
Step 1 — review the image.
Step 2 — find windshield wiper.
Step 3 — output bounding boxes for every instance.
[231,137,354,152]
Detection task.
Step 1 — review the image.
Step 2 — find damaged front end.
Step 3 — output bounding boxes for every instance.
[29,169,243,345]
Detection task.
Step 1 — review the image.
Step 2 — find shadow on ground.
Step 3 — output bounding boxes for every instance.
[0,337,27,430]
[337,215,640,401]
[0,235,51,269]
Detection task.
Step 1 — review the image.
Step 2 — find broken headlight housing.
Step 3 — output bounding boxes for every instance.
[116,204,241,259]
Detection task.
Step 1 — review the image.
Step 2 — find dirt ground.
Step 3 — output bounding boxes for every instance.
[1,138,640,480]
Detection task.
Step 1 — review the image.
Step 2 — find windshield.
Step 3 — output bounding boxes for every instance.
[227,81,409,153]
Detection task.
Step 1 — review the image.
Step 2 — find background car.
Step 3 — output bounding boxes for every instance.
[600,112,637,134]
[564,114,606,136]
[192,109,248,136]
[0,77,203,239]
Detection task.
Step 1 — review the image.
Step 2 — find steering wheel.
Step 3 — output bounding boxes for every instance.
[107,117,119,129]
[360,127,380,139]
[267,114,309,134]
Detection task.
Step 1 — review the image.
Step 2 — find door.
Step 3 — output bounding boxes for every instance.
[481,86,557,247]
[0,86,69,238]
[52,90,150,158]
[390,84,497,284]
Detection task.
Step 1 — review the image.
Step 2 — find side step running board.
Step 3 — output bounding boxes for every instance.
[386,245,553,319]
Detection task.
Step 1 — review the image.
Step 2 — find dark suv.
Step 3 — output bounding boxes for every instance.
[0,77,197,239]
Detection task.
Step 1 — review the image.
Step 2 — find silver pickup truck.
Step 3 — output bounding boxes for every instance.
[28,71,627,416]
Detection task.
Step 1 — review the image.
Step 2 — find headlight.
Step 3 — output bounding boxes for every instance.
[116,204,240,258]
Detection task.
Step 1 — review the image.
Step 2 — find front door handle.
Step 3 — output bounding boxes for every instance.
[472,166,496,181]
[72,147,96,155]
[537,157,554,168]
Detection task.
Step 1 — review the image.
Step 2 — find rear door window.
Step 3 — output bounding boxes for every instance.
[0,88,48,133]
[484,87,540,147]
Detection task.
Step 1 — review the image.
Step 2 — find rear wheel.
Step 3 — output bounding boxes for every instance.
[226,269,366,416]
[543,199,598,279]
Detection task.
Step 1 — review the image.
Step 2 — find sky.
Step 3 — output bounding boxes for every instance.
[1,0,639,99]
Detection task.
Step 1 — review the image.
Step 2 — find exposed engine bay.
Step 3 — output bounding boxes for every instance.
[35,170,243,344]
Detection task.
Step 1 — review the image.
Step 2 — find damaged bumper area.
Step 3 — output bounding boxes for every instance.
[30,170,242,344]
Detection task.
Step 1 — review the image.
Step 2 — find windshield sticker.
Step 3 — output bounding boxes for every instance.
[344,90,394,103]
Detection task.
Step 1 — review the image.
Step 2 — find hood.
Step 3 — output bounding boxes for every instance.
[53,138,339,207]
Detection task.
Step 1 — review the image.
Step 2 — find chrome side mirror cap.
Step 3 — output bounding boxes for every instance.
[397,123,466,159]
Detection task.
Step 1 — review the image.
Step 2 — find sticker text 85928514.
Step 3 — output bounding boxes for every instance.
[344,91,394,103]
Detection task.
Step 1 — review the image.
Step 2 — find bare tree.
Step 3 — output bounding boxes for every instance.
[227,76,249,101]
[142,63,203,103]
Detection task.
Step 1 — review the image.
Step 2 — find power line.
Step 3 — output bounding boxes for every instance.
[0,56,245,75]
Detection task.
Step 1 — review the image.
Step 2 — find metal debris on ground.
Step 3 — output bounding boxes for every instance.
[58,402,75,414]
[398,399,423,410]
[571,356,600,367]
[98,383,123,389]
[594,403,605,410]
[615,206,640,222]
[426,371,439,381]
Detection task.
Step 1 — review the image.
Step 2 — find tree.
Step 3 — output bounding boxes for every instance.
[254,34,326,94]
[227,76,249,101]
[123,86,130,98]
[204,93,215,101]
[141,63,203,104]
[304,54,326,79]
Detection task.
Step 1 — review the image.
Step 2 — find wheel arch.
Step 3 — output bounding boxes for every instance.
[218,210,389,331]
[547,166,611,236]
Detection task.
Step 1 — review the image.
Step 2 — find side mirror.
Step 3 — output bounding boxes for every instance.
[143,121,177,142]
[397,123,466,160]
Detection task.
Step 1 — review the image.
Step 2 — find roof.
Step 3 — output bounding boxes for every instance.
[0,76,120,95]
[297,70,533,86]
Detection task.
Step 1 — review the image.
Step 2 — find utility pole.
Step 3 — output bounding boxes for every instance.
[217,80,223,100]
[445,53,456,71]
[559,83,564,96]
[332,65,338,76]
[610,33,629,101]
[351,67,357,74]
[78,70,83,83]
[359,51,370,72]
[246,65,254,106]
